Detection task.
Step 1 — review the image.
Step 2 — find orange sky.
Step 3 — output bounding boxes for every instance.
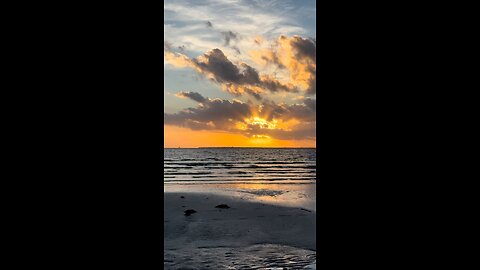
[164,125,315,148]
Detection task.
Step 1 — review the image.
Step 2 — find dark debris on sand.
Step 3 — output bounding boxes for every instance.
[215,204,230,209]
[184,209,197,216]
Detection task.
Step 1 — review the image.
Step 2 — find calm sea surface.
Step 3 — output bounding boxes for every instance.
[164,148,316,185]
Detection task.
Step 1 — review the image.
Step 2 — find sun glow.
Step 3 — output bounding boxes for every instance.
[250,134,272,145]
[164,125,315,148]
[245,117,277,129]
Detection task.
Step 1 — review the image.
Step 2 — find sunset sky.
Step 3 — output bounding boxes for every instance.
[164,0,316,148]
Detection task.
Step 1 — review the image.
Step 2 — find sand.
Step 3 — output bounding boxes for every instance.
[164,191,316,269]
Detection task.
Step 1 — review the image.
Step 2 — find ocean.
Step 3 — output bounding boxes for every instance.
[164,148,316,185]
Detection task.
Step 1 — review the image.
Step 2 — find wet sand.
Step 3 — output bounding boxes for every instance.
[164,192,316,269]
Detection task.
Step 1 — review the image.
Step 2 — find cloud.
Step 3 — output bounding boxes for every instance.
[165,34,316,99]
[175,91,207,103]
[196,49,259,84]
[164,0,316,143]
[232,46,241,54]
[164,0,314,56]
[221,31,238,46]
[165,96,251,131]
[248,35,316,96]
[164,41,173,51]
[165,92,316,140]
[290,36,316,61]
[164,46,299,99]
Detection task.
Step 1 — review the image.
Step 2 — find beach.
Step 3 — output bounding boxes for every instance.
[164,148,316,269]
[164,190,316,269]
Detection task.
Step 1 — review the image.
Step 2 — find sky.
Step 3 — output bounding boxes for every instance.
[164,0,316,148]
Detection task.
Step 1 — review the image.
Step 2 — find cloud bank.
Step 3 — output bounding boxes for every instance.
[165,92,316,140]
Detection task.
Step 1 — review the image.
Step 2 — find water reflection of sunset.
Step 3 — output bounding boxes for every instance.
[224,183,316,209]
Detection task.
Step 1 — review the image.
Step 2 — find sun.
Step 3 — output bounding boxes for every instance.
[244,117,278,129]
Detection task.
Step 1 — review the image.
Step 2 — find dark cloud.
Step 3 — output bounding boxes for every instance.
[305,65,316,95]
[164,41,173,51]
[164,36,314,99]
[178,45,186,53]
[265,123,316,140]
[259,99,316,122]
[245,89,262,100]
[221,31,238,46]
[164,41,187,54]
[189,49,296,96]
[232,46,241,54]
[290,36,316,61]
[165,93,316,140]
[260,76,296,93]
[165,96,251,131]
[192,49,260,84]
[175,91,206,103]
[304,98,316,111]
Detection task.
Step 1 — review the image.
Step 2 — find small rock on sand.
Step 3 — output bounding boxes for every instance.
[215,204,230,209]
[180,196,185,199]
[184,209,196,216]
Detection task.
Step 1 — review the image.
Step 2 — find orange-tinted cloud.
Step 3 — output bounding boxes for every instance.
[249,35,316,95]
[164,34,316,147]
[164,43,303,99]
[165,92,316,141]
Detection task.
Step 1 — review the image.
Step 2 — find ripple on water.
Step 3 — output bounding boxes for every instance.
[164,148,316,185]
[164,244,316,270]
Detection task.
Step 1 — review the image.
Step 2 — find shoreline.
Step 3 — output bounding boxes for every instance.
[164,183,316,212]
